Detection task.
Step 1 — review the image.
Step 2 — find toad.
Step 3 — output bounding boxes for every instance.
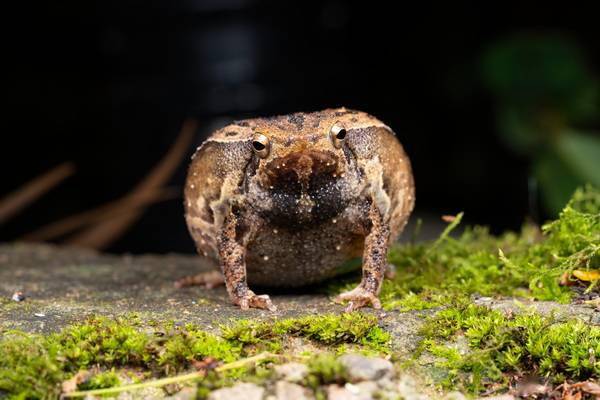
[181,108,414,311]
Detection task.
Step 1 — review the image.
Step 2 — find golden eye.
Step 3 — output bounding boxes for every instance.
[329,122,346,149]
[252,133,270,158]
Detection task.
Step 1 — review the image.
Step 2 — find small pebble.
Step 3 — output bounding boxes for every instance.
[327,384,372,400]
[445,391,468,399]
[208,382,264,400]
[11,291,25,302]
[274,362,309,383]
[346,381,378,396]
[339,354,393,382]
[275,381,314,400]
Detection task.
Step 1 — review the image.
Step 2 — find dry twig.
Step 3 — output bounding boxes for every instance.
[0,162,75,224]
[61,352,276,398]
[65,119,195,249]
[23,187,178,242]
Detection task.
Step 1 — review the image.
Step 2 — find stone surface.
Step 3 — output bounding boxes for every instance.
[0,243,340,334]
[338,354,393,382]
[0,243,430,355]
[275,381,314,400]
[474,296,600,324]
[326,384,370,400]
[207,382,264,400]
[444,392,468,400]
[274,363,309,383]
[346,381,378,397]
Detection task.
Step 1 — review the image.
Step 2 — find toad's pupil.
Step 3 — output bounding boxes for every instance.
[336,129,346,140]
[253,141,266,151]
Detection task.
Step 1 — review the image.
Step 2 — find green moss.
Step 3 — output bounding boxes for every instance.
[332,185,599,310]
[305,352,346,400]
[221,312,391,354]
[419,301,600,394]
[0,316,239,399]
[195,364,274,400]
[77,370,120,391]
[0,332,68,399]
[0,312,389,398]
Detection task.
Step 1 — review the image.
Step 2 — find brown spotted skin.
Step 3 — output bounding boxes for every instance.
[184,108,415,311]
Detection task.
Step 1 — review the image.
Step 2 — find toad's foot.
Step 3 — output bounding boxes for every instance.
[335,286,382,312]
[174,270,224,289]
[233,290,277,311]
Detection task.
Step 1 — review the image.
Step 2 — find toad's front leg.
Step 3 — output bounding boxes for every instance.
[218,211,276,311]
[335,201,390,311]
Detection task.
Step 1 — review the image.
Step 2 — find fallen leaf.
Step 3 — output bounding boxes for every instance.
[560,381,600,400]
[571,381,600,396]
[572,270,600,282]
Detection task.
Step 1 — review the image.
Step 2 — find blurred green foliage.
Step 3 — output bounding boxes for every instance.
[482,34,600,215]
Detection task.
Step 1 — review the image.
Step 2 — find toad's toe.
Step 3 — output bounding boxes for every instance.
[335,287,381,311]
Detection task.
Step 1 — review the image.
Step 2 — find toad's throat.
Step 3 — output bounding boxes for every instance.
[258,151,349,227]
[261,173,347,227]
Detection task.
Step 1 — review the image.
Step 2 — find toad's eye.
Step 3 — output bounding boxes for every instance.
[252,133,270,158]
[329,122,346,149]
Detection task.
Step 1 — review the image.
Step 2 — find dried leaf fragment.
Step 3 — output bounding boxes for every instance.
[572,269,600,282]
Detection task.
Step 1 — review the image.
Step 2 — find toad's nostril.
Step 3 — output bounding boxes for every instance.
[265,151,339,185]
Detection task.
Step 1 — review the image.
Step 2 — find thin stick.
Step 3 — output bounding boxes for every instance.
[61,352,276,398]
[0,162,75,224]
[65,119,196,249]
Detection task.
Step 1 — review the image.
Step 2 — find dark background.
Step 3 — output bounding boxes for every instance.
[3,1,599,253]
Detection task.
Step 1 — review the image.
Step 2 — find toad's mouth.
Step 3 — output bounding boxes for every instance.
[257,150,349,226]
[263,150,340,187]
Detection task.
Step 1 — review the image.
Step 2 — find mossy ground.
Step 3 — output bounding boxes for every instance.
[0,186,598,399]
[419,301,600,394]
[0,313,388,398]
[382,185,597,396]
